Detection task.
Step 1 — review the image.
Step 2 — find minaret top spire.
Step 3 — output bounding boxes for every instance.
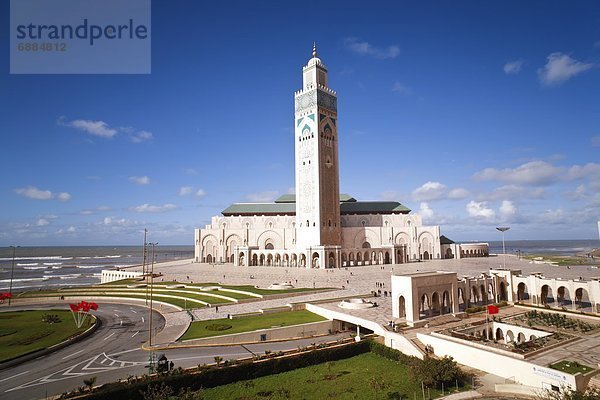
[312,42,317,58]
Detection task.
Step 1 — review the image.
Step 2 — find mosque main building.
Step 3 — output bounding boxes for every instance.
[194,46,487,268]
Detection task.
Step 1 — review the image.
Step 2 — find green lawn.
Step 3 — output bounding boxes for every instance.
[550,360,594,375]
[0,310,94,363]
[181,310,326,340]
[198,352,447,399]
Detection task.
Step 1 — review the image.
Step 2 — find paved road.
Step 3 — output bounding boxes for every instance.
[0,303,349,399]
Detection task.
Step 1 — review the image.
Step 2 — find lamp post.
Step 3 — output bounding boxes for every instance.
[496,227,510,269]
[148,242,157,346]
[8,246,20,306]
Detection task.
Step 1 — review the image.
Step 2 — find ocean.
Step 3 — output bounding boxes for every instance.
[486,239,599,256]
[0,240,598,292]
[0,245,193,292]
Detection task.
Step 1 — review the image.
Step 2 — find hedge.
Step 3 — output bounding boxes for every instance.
[69,340,371,400]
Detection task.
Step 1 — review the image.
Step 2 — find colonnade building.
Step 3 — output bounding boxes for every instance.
[195,46,478,268]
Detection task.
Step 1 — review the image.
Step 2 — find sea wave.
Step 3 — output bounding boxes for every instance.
[58,274,83,280]
[0,277,49,283]
[17,262,39,267]
[24,266,47,270]
[75,265,104,269]
[0,256,72,261]
[43,262,63,266]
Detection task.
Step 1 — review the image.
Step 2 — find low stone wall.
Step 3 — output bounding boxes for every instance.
[181,320,336,346]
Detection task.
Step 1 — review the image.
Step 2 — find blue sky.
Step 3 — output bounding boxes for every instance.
[1,1,600,245]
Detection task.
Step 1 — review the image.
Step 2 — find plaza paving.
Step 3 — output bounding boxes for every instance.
[132,255,600,346]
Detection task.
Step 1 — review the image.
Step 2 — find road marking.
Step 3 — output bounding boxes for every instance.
[0,370,29,383]
[114,313,119,318]
[131,331,140,338]
[130,309,137,314]
[120,320,123,326]
[103,332,116,341]
[141,316,145,323]
[62,349,84,360]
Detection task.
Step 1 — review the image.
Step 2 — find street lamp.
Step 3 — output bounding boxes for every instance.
[8,246,20,306]
[148,242,158,346]
[496,227,510,269]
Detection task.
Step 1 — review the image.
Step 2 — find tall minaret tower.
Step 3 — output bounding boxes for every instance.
[294,44,341,251]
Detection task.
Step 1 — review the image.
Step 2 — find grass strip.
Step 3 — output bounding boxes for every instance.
[181,310,326,340]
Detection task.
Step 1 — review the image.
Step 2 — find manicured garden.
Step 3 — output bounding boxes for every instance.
[66,340,469,400]
[180,310,326,340]
[16,281,329,310]
[550,360,594,375]
[0,309,94,363]
[199,352,451,399]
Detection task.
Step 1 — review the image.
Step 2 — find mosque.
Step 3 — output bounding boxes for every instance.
[194,46,488,268]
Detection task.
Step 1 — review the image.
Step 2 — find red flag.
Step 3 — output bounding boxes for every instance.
[487,305,499,314]
[69,303,80,312]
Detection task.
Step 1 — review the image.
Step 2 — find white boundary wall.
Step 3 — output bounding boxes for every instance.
[417,332,578,390]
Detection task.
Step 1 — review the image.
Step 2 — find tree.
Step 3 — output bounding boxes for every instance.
[83,376,96,392]
[410,356,463,387]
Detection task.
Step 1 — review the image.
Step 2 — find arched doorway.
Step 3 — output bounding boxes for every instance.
[431,292,441,316]
[312,252,320,268]
[442,290,452,314]
[252,254,258,266]
[540,285,554,306]
[206,254,213,263]
[398,296,406,318]
[575,288,591,310]
[517,282,529,301]
[420,294,431,318]
[445,248,454,259]
[557,286,571,307]
[423,251,430,260]
[499,281,508,302]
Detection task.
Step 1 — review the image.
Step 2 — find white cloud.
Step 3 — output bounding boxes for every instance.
[344,37,400,59]
[129,176,150,185]
[15,186,52,200]
[15,186,70,201]
[391,81,411,95]
[67,226,76,233]
[419,202,434,221]
[178,186,193,196]
[484,185,546,201]
[566,184,587,200]
[131,130,153,143]
[592,136,600,147]
[103,217,135,226]
[60,117,153,143]
[566,163,600,180]
[466,200,496,220]
[448,188,469,199]
[129,203,177,213]
[473,161,562,186]
[537,52,593,86]
[196,189,207,199]
[64,118,117,138]
[499,200,517,217]
[36,218,50,226]
[504,60,524,74]
[412,181,447,202]
[246,191,278,202]
[56,192,71,201]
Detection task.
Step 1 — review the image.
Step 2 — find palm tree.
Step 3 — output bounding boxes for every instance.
[213,356,223,367]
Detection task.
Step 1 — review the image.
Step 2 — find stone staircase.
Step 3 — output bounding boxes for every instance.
[588,375,600,389]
